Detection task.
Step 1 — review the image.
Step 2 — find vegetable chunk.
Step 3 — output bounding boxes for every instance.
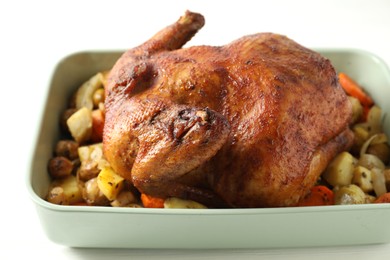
[97,167,125,201]
[46,175,83,205]
[297,185,334,206]
[334,184,366,205]
[67,107,93,144]
[164,197,207,209]
[322,152,356,187]
[140,194,165,208]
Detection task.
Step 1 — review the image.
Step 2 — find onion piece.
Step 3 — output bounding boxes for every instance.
[358,154,385,170]
[75,72,104,110]
[360,133,388,157]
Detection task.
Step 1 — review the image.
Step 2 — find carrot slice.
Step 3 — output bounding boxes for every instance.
[297,185,334,206]
[141,193,165,208]
[339,72,373,107]
[374,192,390,203]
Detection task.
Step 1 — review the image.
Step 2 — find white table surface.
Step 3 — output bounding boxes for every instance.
[2,0,390,259]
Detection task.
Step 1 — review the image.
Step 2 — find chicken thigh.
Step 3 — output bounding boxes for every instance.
[103,11,353,207]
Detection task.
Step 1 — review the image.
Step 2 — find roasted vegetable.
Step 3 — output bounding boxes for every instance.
[322,152,356,187]
[339,72,373,108]
[55,140,79,160]
[48,156,74,179]
[78,143,103,162]
[60,108,77,134]
[366,106,382,135]
[351,166,373,193]
[66,107,93,144]
[111,191,139,207]
[75,72,105,110]
[367,143,390,165]
[77,143,104,181]
[46,175,83,205]
[92,88,105,108]
[359,133,388,158]
[374,192,390,203]
[97,167,125,201]
[351,125,370,155]
[82,177,110,206]
[297,185,334,206]
[91,109,105,143]
[140,194,165,208]
[358,154,385,171]
[164,197,207,209]
[348,96,363,124]
[334,184,366,205]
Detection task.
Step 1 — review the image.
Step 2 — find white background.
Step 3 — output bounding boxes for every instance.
[1,0,390,259]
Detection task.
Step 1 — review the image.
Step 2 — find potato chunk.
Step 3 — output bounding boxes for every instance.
[334,184,366,205]
[351,166,373,193]
[97,167,124,201]
[322,152,356,187]
[66,107,92,144]
[164,197,207,209]
[111,191,139,207]
[77,143,104,181]
[348,96,363,124]
[47,175,83,205]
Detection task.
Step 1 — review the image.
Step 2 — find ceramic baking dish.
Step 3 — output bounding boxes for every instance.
[27,49,390,249]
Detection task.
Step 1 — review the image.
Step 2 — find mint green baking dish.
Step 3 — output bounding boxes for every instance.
[27,49,390,249]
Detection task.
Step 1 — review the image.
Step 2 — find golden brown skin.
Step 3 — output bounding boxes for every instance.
[103,11,353,207]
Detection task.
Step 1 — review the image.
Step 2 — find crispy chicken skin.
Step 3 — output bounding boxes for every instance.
[103,11,353,207]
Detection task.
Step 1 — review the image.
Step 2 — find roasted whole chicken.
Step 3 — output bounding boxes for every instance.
[103,11,353,208]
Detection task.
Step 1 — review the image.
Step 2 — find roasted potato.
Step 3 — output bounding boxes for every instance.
[322,152,356,187]
[111,191,139,207]
[334,184,366,205]
[348,96,363,124]
[164,197,207,209]
[67,107,93,144]
[351,166,373,193]
[46,175,83,205]
[97,167,125,201]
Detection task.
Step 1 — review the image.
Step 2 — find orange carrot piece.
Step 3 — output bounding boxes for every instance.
[374,192,390,203]
[339,72,373,107]
[297,185,334,206]
[141,194,165,208]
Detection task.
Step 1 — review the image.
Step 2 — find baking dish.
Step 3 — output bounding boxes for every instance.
[27,49,390,248]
